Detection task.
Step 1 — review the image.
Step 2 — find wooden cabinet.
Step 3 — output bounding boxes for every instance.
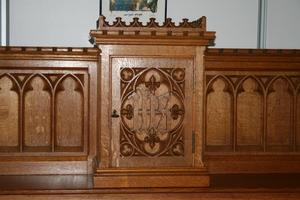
[90,16,215,188]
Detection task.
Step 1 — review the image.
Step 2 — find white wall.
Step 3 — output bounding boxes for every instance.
[168,0,259,48]
[9,0,99,47]
[266,0,300,49]
[1,0,9,45]
[8,0,300,48]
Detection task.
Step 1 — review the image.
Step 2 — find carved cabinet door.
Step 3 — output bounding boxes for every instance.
[111,57,194,168]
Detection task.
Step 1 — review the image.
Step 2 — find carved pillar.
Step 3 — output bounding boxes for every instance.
[90,16,215,188]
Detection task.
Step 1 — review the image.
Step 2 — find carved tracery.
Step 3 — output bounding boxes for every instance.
[120,67,185,157]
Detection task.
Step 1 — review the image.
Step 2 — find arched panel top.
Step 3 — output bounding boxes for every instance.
[0,74,20,93]
[23,74,53,94]
[55,74,84,94]
[237,76,264,95]
[266,76,295,95]
[206,75,234,95]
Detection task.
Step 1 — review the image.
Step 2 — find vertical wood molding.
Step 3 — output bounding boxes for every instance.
[257,0,268,48]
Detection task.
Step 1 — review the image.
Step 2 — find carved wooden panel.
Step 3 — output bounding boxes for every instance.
[205,73,300,153]
[55,76,84,151]
[236,77,263,150]
[0,75,19,151]
[206,77,233,151]
[120,67,185,157]
[24,76,51,150]
[111,57,194,167]
[266,78,293,151]
[203,49,300,173]
[0,71,88,154]
[0,47,99,175]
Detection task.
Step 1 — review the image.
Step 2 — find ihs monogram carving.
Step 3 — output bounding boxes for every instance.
[120,67,185,157]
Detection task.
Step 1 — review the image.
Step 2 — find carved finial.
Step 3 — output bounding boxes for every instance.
[113,17,126,27]
[147,18,159,28]
[200,16,206,29]
[179,19,190,28]
[130,17,142,27]
[165,18,175,27]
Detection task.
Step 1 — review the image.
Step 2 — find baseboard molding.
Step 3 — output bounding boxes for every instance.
[205,155,300,174]
[0,161,88,175]
[94,168,210,188]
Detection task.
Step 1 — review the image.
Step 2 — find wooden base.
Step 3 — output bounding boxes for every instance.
[205,155,300,174]
[1,174,300,199]
[93,168,210,188]
[0,160,89,175]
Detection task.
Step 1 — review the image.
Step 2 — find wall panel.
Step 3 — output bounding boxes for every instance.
[204,49,300,173]
[0,47,99,175]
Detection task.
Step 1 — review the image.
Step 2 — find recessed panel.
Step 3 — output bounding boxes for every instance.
[24,76,51,150]
[237,78,263,147]
[111,57,194,167]
[55,76,84,151]
[0,76,19,149]
[206,78,232,147]
[266,78,292,149]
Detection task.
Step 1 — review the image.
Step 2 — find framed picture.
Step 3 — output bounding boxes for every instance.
[100,0,167,24]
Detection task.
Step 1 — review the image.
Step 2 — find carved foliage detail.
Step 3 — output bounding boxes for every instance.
[120,68,185,157]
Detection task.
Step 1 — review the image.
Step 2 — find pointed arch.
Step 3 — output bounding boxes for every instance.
[206,75,234,95]
[0,74,19,148]
[266,76,293,149]
[205,76,233,148]
[54,74,84,150]
[23,75,52,149]
[236,76,264,148]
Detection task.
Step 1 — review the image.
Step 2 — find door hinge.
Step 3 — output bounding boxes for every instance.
[192,130,195,153]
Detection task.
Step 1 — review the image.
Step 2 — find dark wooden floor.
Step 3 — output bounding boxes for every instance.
[1,174,300,200]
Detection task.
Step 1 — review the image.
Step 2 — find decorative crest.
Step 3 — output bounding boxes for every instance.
[90,16,215,46]
[97,15,206,31]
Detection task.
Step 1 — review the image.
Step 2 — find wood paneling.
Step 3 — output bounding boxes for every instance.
[236,77,263,149]
[204,48,300,173]
[24,76,51,150]
[111,57,194,168]
[206,77,232,150]
[0,47,99,175]
[55,76,84,151]
[0,75,19,150]
[266,77,293,151]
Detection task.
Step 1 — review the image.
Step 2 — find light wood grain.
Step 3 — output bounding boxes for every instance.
[204,48,300,173]
[0,47,99,174]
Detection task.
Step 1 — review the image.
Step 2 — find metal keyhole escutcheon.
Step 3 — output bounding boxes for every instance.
[111,109,120,118]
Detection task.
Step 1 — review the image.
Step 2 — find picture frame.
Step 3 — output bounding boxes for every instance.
[100,0,167,24]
